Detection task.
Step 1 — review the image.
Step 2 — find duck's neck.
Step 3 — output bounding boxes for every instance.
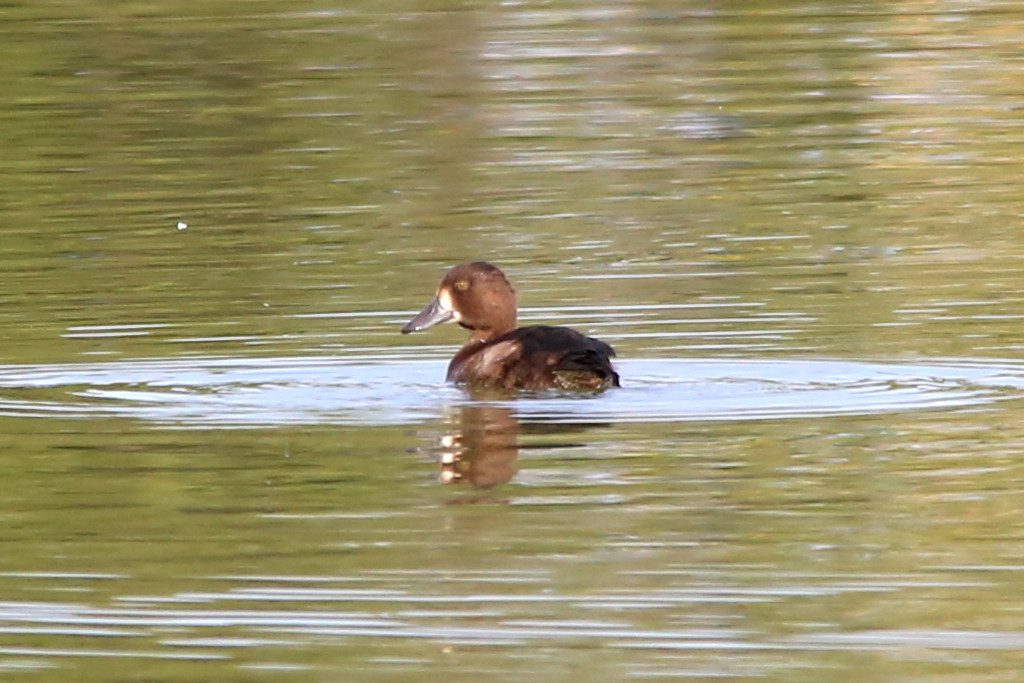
[464,311,516,346]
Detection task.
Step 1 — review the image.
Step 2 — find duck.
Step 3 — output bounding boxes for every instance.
[401,261,620,391]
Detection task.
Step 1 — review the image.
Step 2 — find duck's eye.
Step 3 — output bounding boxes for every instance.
[454,280,470,291]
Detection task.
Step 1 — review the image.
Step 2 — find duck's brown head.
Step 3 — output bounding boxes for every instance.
[401,262,517,343]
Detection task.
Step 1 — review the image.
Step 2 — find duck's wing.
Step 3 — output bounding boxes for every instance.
[550,347,620,390]
[511,326,620,390]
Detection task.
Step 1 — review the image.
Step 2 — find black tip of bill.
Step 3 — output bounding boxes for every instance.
[402,297,453,334]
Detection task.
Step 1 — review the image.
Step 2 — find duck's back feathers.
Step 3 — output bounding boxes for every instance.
[447,325,619,391]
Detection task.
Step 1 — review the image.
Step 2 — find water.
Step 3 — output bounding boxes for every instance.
[4,0,1024,680]
[3,356,1023,426]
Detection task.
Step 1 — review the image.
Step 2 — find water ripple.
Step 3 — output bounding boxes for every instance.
[0,568,1011,663]
[0,356,1020,427]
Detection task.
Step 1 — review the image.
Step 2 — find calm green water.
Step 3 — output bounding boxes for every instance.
[4,1,1024,681]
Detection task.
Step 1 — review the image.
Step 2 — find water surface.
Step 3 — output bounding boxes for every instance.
[3,1,1024,681]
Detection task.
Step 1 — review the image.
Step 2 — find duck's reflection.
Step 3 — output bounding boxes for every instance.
[438,404,519,487]
[434,402,612,488]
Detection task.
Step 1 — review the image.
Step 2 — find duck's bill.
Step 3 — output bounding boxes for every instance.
[401,297,454,334]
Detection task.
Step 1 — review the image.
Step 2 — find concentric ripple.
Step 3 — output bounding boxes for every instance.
[0,356,1021,427]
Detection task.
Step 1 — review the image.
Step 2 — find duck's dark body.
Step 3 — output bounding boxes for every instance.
[402,261,620,392]
[447,325,619,391]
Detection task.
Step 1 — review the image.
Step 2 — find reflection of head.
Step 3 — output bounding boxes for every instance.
[439,405,518,488]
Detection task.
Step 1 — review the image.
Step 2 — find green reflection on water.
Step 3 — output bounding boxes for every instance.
[2,0,1023,365]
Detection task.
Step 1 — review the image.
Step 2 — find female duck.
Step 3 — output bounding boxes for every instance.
[401,262,619,391]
